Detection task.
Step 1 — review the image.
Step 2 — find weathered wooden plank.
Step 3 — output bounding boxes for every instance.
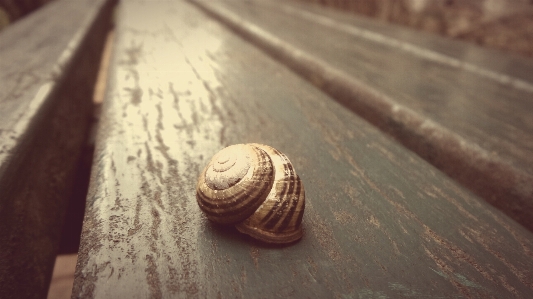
[73,1,533,298]
[0,0,115,298]
[190,0,533,230]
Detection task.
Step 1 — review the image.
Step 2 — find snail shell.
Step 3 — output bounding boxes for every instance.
[196,143,305,244]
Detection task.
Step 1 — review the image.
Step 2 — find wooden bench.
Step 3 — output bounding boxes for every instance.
[0,0,115,298]
[72,0,533,298]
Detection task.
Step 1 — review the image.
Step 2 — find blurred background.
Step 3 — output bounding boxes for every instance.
[2,0,532,57]
[0,0,54,29]
[296,0,533,58]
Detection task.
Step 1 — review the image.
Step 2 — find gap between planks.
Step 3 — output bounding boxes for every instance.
[47,28,115,299]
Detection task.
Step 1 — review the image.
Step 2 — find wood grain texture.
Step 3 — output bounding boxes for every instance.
[73,1,533,298]
[0,0,114,298]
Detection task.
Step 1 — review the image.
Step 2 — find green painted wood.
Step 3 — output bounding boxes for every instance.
[0,0,115,297]
[190,0,533,231]
[73,1,533,298]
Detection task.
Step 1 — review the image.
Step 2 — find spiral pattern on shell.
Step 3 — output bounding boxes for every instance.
[196,143,305,244]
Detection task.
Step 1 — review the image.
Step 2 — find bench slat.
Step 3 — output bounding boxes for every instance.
[73,1,533,298]
[0,0,115,298]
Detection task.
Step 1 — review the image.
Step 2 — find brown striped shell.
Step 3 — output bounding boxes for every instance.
[196,143,305,244]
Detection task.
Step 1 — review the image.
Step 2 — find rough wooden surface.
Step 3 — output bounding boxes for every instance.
[190,0,533,231]
[0,0,114,298]
[73,1,533,298]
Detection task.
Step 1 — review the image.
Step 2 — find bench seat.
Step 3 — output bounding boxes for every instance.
[73,1,533,298]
